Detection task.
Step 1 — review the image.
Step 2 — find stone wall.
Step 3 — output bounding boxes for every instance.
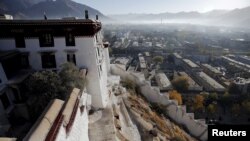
[111,64,208,141]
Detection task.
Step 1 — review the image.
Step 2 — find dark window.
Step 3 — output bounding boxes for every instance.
[99,65,102,72]
[96,35,98,42]
[97,48,100,56]
[41,53,56,68]
[66,33,75,46]
[20,54,29,69]
[67,53,76,65]
[0,93,10,110]
[15,37,25,48]
[39,33,54,47]
[98,66,101,78]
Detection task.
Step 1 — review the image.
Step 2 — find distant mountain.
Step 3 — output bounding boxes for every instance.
[110,7,250,28]
[0,0,107,20]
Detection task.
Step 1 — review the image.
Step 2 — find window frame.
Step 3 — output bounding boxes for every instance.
[15,36,25,48]
[67,53,76,65]
[41,52,56,69]
[39,33,54,47]
[65,33,76,47]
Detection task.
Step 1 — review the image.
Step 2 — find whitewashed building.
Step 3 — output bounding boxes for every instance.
[0,15,110,108]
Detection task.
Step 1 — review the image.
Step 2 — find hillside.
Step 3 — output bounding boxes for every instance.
[0,0,107,20]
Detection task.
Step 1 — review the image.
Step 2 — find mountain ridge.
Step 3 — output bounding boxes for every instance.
[0,0,107,20]
[109,6,250,28]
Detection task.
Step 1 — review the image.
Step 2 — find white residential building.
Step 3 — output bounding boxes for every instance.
[0,18,110,109]
[155,73,172,91]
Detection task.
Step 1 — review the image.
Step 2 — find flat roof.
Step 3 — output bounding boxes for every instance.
[173,53,182,59]
[177,72,201,88]
[198,72,225,90]
[113,57,130,66]
[144,52,150,57]
[183,59,199,68]
[202,64,222,74]
[222,56,250,71]
[139,56,146,69]
[155,73,172,90]
[0,19,101,38]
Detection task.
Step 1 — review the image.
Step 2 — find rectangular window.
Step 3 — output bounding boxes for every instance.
[15,37,25,48]
[98,67,101,78]
[99,65,102,72]
[39,33,54,47]
[41,52,56,68]
[20,54,29,69]
[66,33,75,46]
[67,53,76,65]
[0,93,11,110]
[96,35,98,43]
[96,48,100,57]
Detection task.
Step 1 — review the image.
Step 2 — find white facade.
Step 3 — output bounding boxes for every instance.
[0,31,109,108]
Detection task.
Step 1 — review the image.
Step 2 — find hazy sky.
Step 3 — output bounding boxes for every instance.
[76,0,250,14]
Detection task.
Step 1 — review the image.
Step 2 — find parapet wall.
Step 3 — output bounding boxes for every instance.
[111,64,208,141]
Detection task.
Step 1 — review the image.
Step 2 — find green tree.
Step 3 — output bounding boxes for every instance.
[242,100,250,114]
[153,56,164,64]
[172,76,189,92]
[24,63,85,121]
[24,71,66,120]
[207,104,217,116]
[220,92,230,105]
[231,104,241,117]
[208,93,218,101]
[59,62,85,95]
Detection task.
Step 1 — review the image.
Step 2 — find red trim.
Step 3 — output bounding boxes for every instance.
[45,113,64,141]
[66,98,79,135]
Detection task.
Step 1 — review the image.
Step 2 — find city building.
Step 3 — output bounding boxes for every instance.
[155,73,172,91]
[195,72,226,92]
[112,57,130,70]
[174,72,202,91]
[173,53,182,66]
[182,59,201,73]
[138,54,147,71]
[201,64,223,79]
[221,56,250,73]
[0,14,110,109]
[233,77,250,95]
[234,55,250,65]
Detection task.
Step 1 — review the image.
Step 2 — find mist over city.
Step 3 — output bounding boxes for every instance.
[0,0,249,141]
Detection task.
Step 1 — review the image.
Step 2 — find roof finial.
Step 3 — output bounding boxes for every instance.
[85,10,89,19]
[44,12,47,20]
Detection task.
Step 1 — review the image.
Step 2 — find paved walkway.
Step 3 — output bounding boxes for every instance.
[88,104,116,141]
